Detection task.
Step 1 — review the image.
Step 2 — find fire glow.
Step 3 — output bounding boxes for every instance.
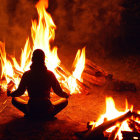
[0,0,85,95]
[0,0,140,139]
[89,97,140,140]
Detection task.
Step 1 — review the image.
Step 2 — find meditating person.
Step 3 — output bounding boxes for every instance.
[7,49,69,119]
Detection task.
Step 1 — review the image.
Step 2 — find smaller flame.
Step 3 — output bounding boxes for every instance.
[67,47,85,94]
[0,42,13,87]
[90,97,140,140]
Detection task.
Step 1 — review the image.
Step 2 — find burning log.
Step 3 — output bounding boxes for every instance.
[7,80,16,91]
[108,125,121,140]
[0,80,15,113]
[84,111,132,139]
[128,119,140,133]
[131,112,140,120]
[56,66,70,78]
[13,67,23,78]
[76,79,89,94]
[56,65,89,94]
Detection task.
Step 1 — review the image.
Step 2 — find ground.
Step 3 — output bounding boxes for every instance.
[0,57,140,140]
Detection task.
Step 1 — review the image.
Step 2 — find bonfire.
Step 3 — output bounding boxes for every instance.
[0,0,139,140]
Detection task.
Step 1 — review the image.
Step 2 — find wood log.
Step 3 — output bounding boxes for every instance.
[131,112,140,119]
[108,125,121,140]
[0,80,15,113]
[86,59,108,77]
[83,72,106,86]
[128,119,140,133]
[13,68,23,78]
[84,111,132,140]
[7,80,16,91]
[56,66,70,78]
[56,66,90,93]
[84,67,103,77]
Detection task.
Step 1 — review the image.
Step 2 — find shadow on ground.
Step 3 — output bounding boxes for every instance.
[0,117,80,140]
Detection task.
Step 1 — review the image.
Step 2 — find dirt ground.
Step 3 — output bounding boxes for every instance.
[0,57,140,140]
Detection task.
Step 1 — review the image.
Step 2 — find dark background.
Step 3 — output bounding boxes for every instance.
[0,0,140,68]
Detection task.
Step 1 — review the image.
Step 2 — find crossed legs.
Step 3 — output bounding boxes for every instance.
[12,97,68,118]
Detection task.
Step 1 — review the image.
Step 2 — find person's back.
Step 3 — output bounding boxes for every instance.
[25,69,55,100]
[8,49,69,119]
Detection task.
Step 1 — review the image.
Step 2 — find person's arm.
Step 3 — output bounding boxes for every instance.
[51,72,69,98]
[8,73,27,97]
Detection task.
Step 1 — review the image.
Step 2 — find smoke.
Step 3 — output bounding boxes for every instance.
[0,0,139,67]
[0,0,37,57]
[50,0,124,61]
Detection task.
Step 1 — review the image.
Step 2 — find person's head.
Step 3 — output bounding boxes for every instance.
[32,49,45,65]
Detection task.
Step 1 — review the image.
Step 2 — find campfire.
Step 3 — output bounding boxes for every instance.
[83,97,140,140]
[0,0,87,95]
[0,0,140,140]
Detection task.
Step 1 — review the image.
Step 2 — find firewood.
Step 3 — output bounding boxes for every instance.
[84,67,104,77]
[76,79,89,94]
[57,65,71,77]
[128,119,140,133]
[13,68,23,78]
[7,80,16,91]
[131,112,140,119]
[0,80,16,113]
[83,72,106,86]
[56,66,90,93]
[84,111,132,139]
[56,66,89,89]
[108,125,121,140]
[86,59,108,76]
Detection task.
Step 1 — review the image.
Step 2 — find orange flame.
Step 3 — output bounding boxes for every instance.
[68,47,85,93]
[0,0,86,95]
[90,97,140,139]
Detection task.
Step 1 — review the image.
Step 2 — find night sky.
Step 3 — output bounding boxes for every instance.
[0,0,140,67]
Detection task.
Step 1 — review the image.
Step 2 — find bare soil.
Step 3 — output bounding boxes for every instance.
[0,57,140,140]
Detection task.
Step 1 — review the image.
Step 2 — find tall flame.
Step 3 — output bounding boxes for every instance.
[68,48,85,93]
[0,42,14,90]
[0,0,86,95]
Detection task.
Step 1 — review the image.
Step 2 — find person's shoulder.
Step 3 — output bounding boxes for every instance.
[22,70,31,77]
[47,70,55,76]
[46,70,57,79]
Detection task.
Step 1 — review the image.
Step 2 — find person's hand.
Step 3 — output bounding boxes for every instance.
[7,90,11,97]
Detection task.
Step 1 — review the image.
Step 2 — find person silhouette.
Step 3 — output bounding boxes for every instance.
[7,49,69,119]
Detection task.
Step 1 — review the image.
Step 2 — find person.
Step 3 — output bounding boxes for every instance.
[7,49,69,119]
